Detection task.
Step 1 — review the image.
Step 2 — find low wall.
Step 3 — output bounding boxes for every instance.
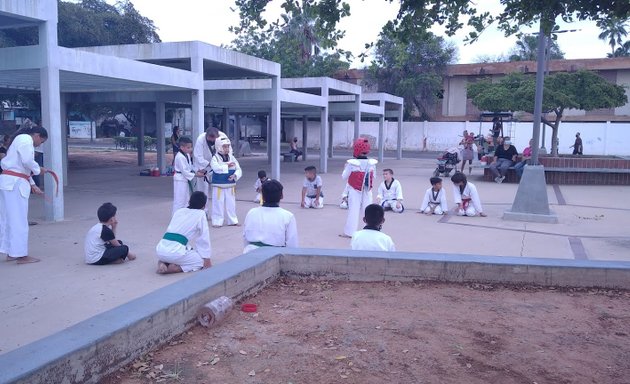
[284,120,630,157]
[2,249,630,384]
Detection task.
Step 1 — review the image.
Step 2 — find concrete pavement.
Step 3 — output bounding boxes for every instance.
[1,148,629,354]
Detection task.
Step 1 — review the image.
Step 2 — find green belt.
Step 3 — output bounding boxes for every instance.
[250,241,273,247]
[163,232,188,246]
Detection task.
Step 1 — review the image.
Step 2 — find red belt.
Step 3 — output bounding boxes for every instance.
[462,198,472,209]
[1,170,30,181]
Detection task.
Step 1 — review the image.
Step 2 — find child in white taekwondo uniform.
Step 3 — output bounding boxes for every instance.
[420,177,448,215]
[341,138,378,238]
[0,126,48,264]
[351,204,396,252]
[156,191,212,274]
[253,170,268,204]
[451,172,486,217]
[210,136,242,227]
[172,136,205,215]
[243,179,299,253]
[301,165,324,209]
[376,168,404,213]
[193,126,229,217]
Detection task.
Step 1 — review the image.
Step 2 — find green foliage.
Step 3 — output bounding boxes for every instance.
[230,0,351,77]
[509,35,564,61]
[366,25,456,120]
[597,16,629,57]
[0,0,160,48]
[468,71,627,155]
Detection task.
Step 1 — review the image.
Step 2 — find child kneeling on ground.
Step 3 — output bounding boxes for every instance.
[420,177,448,215]
[351,203,396,252]
[243,179,299,253]
[156,191,212,274]
[301,165,324,209]
[84,202,136,265]
[451,172,486,217]
[376,168,404,213]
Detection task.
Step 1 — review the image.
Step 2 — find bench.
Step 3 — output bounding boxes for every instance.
[482,165,630,184]
[281,152,296,162]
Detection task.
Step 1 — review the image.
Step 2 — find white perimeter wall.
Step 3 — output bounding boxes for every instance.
[285,119,630,156]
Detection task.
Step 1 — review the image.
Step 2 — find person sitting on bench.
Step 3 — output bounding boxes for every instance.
[489,136,517,184]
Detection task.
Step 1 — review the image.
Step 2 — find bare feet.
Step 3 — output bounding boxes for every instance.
[479,212,487,217]
[127,252,137,261]
[6,256,18,262]
[338,234,352,238]
[16,256,41,264]
[157,261,168,274]
[111,258,125,264]
[228,223,241,227]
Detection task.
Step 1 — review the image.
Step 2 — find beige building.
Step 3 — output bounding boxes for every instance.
[337,57,630,122]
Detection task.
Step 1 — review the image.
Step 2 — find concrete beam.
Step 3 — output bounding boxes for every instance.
[0,46,43,70]
[0,0,57,22]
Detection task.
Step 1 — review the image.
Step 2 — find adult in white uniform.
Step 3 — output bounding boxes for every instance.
[376,168,404,213]
[341,138,377,238]
[351,204,396,252]
[156,191,212,274]
[243,179,299,253]
[193,126,229,216]
[0,126,48,264]
[420,176,448,215]
[450,172,486,217]
[210,137,242,227]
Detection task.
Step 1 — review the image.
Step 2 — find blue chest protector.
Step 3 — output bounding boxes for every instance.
[212,169,236,185]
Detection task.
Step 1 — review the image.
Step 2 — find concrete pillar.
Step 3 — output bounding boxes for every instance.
[222,107,229,135]
[60,93,68,187]
[234,114,241,158]
[302,115,308,161]
[266,112,272,164]
[137,107,145,166]
[190,55,205,140]
[354,94,361,140]
[397,106,403,160]
[156,102,166,172]
[328,116,334,159]
[378,101,385,163]
[39,15,64,221]
[271,76,281,179]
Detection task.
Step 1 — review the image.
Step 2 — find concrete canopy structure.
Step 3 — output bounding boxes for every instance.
[0,0,403,222]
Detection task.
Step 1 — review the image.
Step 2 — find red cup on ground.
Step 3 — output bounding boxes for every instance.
[241,303,257,313]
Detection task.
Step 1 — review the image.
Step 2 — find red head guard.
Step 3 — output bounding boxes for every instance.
[353,138,371,157]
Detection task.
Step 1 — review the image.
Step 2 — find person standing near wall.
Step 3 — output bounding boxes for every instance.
[570,132,583,155]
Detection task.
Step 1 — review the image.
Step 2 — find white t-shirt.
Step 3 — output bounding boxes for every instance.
[243,206,299,248]
[84,223,115,264]
[303,175,323,198]
[351,229,396,252]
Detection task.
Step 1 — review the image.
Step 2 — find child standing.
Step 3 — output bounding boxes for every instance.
[156,191,212,274]
[420,177,448,215]
[173,136,205,215]
[243,179,299,253]
[84,202,136,265]
[301,165,324,209]
[253,170,268,204]
[376,168,404,213]
[451,172,486,217]
[341,138,378,238]
[210,137,242,227]
[351,204,396,252]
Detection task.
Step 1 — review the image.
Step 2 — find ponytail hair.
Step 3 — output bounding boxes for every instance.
[12,125,48,142]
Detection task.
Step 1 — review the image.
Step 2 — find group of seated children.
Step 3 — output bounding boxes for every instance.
[419,173,485,217]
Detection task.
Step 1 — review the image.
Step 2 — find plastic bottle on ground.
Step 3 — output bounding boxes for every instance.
[197,296,234,328]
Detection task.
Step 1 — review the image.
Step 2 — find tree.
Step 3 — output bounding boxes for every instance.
[597,16,629,57]
[468,71,627,156]
[509,35,564,61]
[229,0,351,77]
[366,24,456,120]
[0,0,161,48]
[611,40,630,57]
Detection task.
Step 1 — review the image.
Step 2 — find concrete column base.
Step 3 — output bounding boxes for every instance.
[503,165,558,224]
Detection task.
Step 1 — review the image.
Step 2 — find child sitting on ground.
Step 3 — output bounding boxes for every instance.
[156,191,212,274]
[301,165,324,209]
[351,204,396,252]
[210,137,242,227]
[243,179,299,253]
[173,136,205,215]
[420,177,448,215]
[253,170,268,204]
[376,168,404,213]
[451,172,486,217]
[84,202,136,265]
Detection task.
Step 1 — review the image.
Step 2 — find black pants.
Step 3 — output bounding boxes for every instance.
[91,242,128,265]
[31,152,44,187]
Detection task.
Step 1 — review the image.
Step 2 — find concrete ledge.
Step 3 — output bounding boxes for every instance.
[3,248,630,384]
[503,209,559,223]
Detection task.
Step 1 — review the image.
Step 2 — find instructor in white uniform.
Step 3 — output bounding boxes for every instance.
[193,126,229,217]
[0,126,48,264]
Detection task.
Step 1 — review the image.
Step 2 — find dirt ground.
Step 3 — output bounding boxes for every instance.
[104,279,630,384]
[68,149,163,169]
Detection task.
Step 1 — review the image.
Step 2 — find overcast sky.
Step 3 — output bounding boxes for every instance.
[114,0,611,66]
